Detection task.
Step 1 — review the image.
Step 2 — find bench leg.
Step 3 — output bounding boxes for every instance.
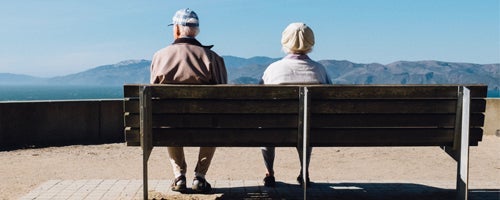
[442,86,470,200]
[140,86,153,200]
[457,146,469,200]
[298,87,310,199]
[456,87,471,200]
[142,147,153,200]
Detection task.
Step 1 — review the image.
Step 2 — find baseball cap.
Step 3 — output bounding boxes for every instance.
[168,8,199,27]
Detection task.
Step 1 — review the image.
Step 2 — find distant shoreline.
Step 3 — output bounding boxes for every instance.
[0,85,498,101]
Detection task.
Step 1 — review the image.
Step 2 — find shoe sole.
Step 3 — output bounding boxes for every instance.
[263,177,276,187]
[171,185,187,192]
[192,184,212,193]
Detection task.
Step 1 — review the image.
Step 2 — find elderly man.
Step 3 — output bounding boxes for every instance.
[150,8,227,193]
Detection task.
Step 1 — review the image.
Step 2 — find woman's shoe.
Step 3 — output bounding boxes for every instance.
[297,175,311,187]
[263,175,276,187]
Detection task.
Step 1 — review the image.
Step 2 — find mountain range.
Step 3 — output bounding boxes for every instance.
[1,56,499,97]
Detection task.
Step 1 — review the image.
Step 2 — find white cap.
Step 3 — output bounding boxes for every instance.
[169,8,199,27]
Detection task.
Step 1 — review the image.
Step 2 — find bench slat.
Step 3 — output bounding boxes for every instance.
[124,99,300,114]
[307,85,488,99]
[152,99,299,114]
[309,128,483,146]
[125,114,298,128]
[125,128,298,147]
[124,113,484,128]
[124,99,486,114]
[124,84,488,99]
[311,113,485,128]
[124,85,300,99]
[125,127,482,147]
[311,99,486,114]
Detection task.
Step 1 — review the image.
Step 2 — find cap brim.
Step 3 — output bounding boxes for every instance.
[168,23,174,26]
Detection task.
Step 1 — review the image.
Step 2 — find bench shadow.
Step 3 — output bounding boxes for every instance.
[210,182,500,200]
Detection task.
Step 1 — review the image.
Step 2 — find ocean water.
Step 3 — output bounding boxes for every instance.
[0,85,123,101]
[488,90,500,98]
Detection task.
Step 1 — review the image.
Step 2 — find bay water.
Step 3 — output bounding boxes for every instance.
[0,85,123,101]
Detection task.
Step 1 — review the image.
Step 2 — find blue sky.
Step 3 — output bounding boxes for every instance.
[1,0,499,77]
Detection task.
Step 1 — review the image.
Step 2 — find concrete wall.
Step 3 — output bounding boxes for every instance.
[484,98,500,137]
[0,98,498,150]
[0,100,123,150]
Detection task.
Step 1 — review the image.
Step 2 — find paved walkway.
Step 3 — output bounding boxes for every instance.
[20,179,499,200]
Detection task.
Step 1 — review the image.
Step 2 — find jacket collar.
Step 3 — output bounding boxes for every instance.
[285,53,310,60]
[173,37,214,49]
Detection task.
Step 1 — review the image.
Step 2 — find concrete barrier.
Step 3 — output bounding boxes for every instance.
[0,100,123,150]
[484,98,500,137]
[0,98,498,150]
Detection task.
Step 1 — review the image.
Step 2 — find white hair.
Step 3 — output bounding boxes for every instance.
[282,46,313,54]
[178,25,199,37]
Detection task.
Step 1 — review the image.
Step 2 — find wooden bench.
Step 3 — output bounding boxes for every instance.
[123,84,487,200]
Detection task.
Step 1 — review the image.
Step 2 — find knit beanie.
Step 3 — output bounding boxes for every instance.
[281,22,315,54]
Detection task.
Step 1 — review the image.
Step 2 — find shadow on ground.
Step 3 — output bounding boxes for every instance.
[148,182,500,200]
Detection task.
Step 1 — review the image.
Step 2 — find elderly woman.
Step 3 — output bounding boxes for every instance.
[260,22,330,187]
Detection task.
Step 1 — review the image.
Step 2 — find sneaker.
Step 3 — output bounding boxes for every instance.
[263,175,276,187]
[297,175,311,187]
[192,176,212,193]
[171,175,187,192]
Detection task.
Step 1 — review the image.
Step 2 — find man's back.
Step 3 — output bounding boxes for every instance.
[150,38,227,84]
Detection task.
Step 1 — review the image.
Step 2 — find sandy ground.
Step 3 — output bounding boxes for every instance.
[1,135,499,200]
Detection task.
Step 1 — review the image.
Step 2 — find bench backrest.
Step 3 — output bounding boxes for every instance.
[123,84,487,147]
[306,85,486,147]
[124,85,302,147]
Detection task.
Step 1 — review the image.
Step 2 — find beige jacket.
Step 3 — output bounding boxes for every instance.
[150,38,227,84]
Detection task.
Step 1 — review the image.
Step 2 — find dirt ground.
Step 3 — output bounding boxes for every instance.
[1,135,499,200]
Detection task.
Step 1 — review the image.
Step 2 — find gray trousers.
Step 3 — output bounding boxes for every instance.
[168,147,216,178]
[261,146,312,177]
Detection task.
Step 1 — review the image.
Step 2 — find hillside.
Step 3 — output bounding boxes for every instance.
[0,73,46,85]
[1,56,499,97]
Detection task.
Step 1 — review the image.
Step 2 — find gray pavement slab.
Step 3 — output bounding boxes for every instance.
[19,179,500,200]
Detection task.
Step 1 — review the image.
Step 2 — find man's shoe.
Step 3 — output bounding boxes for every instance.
[263,175,276,187]
[192,176,212,193]
[297,175,311,187]
[171,175,187,192]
